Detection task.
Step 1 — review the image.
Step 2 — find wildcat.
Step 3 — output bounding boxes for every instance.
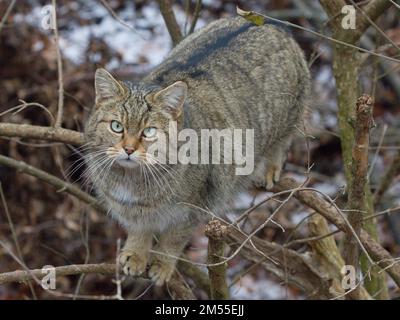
[84,16,311,285]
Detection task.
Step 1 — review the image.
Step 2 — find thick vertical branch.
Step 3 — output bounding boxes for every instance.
[308,214,371,299]
[344,94,374,300]
[205,220,229,300]
[157,0,183,46]
[319,0,390,299]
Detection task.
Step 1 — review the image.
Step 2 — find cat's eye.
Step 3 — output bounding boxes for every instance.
[110,120,124,133]
[142,127,157,138]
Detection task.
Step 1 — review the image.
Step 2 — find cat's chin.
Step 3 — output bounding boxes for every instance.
[116,159,140,169]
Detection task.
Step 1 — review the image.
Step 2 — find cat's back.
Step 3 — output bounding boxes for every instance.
[144,17,307,89]
[144,16,310,134]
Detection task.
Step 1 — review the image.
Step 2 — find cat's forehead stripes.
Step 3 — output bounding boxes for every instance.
[117,86,151,133]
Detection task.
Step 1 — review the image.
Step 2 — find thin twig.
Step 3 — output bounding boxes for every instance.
[237,6,400,64]
[349,0,400,54]
[0,100,55,124]
[0,154,104,213]
[0,183,38,299]
[188,0,202,34]
[364,206,400,221]
[0,0,16,36]
[389,0,400,10]
[99,0,143,37]
[51,0,64,128]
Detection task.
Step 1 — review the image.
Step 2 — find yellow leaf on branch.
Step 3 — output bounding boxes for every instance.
[236,6,265,26]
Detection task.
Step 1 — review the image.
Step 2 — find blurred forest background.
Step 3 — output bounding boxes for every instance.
[1,0,400,300]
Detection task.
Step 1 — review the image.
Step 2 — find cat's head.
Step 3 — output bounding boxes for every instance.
[84,68,187,169]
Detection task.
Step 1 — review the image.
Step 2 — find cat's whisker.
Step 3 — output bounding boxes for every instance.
[83,152,110,173]
[141,158,176,197]
[136,153,179,191]
[142,153,181,178]
[74,141,97,150]
[142,161,163,192]
[68,157,107,186]
[141,158,175,197]
[81,154,114,187]
[86,156,114,181]
[67,148,105,169]
[66,150,108,180]
[98,157,117,190]
[138,161,150,197]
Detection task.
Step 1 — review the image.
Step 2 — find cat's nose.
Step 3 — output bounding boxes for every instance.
[124,147,135,156]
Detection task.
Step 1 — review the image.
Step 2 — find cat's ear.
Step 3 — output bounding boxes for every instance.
[94,68,127,106]
[152,81,187,117]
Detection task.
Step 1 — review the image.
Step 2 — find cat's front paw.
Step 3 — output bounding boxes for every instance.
[266,164,282,189]
[119,250,148,276]
[148,259,176,286]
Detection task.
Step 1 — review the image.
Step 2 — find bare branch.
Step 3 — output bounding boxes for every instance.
[0,262,195,299]
[319,0,392,299]
[188,0,202,34]
[344,94,374,299]
[0,123,84,145]
[227,223,336,299]
[273,177,400,288]
[99,0,143,36]
[157,0,183,46]
[351,0,393,43]
[319,0,392,43]
[205,220,229,300]
[308,214,371,299]
[0,154,104,213]
[51,0,64,127]
[177,259,210,294]
[0,183,37,298]
[237,7,400,64]
[0,263,115,285]
[0,0,16,35]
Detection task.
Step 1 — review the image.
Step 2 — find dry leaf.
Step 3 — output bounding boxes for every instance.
[236,6,265,26]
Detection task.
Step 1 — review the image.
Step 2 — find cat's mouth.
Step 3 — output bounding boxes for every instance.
[116,157,140,169]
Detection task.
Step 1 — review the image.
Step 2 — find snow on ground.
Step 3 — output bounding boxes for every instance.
[15,0,207,71]
[232,191,270,209]
[230,275,292,299]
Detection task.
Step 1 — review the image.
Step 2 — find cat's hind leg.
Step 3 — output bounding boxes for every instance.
[149,225,193,286]
[265,136,292,189]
